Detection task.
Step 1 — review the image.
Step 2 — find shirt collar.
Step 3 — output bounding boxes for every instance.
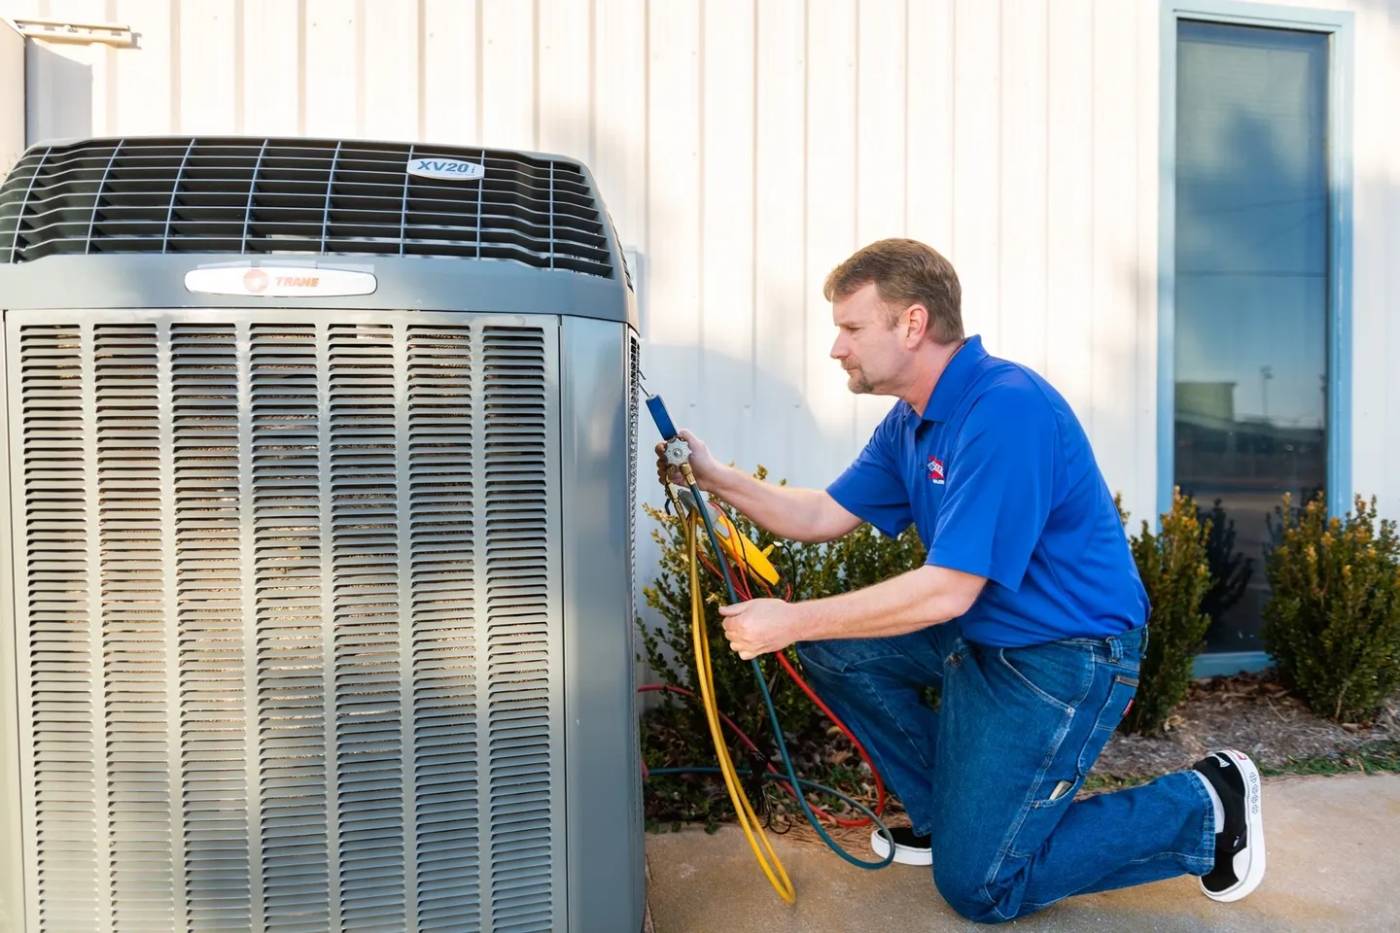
[921,335,987,422]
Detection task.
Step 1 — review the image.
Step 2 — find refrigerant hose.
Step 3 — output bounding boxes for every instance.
[642,395,895,901]
[667,469,896,886]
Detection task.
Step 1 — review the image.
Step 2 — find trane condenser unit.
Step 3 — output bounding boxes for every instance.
[0,136,644,933]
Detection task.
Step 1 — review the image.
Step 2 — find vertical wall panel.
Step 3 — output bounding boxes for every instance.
[952,0,1001,350]
[700,0,755,467]
[538,0,593,161]
[805,0,857,480]
[1347,0,1398,514]
[481,0,536,151]
[1133,0,1160,525]
[113,0,174,136]
[905,0,955,267]
[1045,0,1096,430]
[645,0,701,411]
[176,0,238,134]
[854,0,908,438]
[304,0,360,137]
[752,0,807,479]
[592,0,646,250]
[362,0,421,142]
[421,0,480,146]
[240,0,303,136]
[1091,0,1140,511]
[0,18,21,179]
[1386,5,1400,515]
[999,0,1049,376]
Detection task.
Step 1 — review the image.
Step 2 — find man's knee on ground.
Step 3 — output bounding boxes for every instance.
[932,859,1008,924]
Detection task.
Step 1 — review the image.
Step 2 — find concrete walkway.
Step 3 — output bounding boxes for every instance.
[646,773,1400,932]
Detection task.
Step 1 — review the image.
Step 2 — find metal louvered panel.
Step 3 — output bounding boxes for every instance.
[327,321,405,930]
[14,322,104,931]
[407,324,480,932]
[171,322,253,930]
[0,138,616,278]
[7,310,563,933]
[253,321,332,930]
[95,322,180,931]
[626,334,640,628]
[482,326,562,933]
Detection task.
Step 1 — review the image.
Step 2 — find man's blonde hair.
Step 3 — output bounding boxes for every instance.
[823,238,963,343]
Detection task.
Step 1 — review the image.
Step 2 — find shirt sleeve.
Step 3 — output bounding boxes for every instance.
[926,387,1057,590]
[825,408,914,538]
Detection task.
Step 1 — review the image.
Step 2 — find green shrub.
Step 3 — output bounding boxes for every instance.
[1119,489,1213,735]
[636,467,924,825]
[1263,494,1400,723]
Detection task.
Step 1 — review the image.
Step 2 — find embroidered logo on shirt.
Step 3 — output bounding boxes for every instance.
[928,456,945,485]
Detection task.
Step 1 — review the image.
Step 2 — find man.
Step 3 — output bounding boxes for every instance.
[654,239,1264,922]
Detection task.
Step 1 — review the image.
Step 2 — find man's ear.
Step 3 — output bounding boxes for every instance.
[904,304,930,347]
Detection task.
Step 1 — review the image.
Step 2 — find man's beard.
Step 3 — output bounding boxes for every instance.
[846,368,874,394]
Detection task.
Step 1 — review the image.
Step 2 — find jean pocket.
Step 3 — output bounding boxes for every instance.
[996,644,1093,715]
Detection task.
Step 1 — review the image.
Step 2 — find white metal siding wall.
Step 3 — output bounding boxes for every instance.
[0,18,21,179]
[4,0,1397,522]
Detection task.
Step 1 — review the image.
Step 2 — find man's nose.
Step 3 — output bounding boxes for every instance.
[830,336,845,359]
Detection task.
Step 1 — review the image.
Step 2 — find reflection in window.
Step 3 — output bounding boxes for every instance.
[1174,21,1329,651]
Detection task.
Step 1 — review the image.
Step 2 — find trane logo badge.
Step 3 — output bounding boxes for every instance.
[185,266,378,297]
[407,157,486,181]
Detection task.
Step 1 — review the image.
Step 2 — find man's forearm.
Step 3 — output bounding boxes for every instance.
[709,466,836,542]
[796,565,980,641]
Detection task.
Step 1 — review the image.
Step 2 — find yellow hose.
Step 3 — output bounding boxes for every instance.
[685,513,796,904]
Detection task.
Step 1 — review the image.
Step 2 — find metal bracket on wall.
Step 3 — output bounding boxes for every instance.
[9,17,136,48]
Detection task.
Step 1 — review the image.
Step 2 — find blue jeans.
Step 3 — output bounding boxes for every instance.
[796,622,1215,923]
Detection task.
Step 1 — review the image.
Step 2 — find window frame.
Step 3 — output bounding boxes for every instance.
[1157,0,1354,674]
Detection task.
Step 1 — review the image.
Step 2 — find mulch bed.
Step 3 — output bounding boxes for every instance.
[1094,671,1400,779]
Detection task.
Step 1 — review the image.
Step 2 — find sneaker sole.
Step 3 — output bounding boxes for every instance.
[1203,749,1266,903]
[870,829,932,867]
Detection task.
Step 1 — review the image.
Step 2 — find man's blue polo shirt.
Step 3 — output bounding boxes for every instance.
[826,335,1149,647]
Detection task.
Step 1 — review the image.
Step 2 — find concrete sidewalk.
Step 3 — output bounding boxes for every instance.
[646,773,1400,932]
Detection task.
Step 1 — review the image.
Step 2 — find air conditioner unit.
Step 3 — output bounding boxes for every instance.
[0,136,644,933]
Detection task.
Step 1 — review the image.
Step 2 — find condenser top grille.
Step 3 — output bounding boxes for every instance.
[0,136,616,277]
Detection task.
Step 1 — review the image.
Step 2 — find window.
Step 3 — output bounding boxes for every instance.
[1162,4,1352,662]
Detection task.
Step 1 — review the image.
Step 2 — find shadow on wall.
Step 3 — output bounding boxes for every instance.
[24,40,92,145]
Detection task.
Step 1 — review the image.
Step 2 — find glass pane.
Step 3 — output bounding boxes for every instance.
[1174,21,1329,652]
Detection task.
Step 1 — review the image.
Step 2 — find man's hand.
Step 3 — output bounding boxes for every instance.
[718,598,802,660]
[654,429,725,491]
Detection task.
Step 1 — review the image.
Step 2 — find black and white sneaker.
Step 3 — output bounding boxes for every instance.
[870,826,932,866]
[1193,749,1266,902]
